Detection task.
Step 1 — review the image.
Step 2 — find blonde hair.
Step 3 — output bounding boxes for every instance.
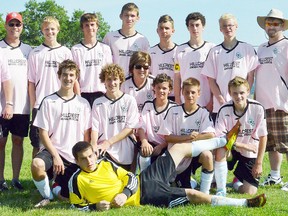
[219,13,238,25]
[41,16,60,30]
[182,77,200,90]
[120,2,139,16]
[99,64,125,85]
[228,76,250,94]
[158,15,174,29]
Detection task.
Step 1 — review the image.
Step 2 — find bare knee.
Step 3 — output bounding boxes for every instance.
[215,147,227,162]
[31,158,46,180]
[199,151,213,170]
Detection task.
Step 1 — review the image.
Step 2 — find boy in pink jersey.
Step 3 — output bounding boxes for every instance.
[121,51,154,112]
[103,2,150,76]
[214,77,267,196]
[201,13,258,122]
[91,64,140,172]
[137,73,176,171]
[72,13,113,107]
[174,12,214,110]
[255,9,288,191]
[149,15,177,100]
[28,16,73,157]
[31,60,91,208]
[0,12,32,191]
[158,78,215,194]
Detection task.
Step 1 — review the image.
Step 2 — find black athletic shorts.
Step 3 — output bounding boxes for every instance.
[228,150,259,188]
[139,151,189,207]
[0,114,30,137]
[29,108,40,148]
[81,92,104,108]
[35,149,79,198]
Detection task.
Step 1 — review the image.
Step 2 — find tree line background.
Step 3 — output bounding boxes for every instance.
[0,0,110,48]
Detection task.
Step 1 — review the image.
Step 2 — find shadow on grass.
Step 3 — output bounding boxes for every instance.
[0,179,69,211]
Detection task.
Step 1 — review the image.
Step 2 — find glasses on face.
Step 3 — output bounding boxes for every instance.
[265,22,282,27]
[134,64,149,70]
[8,23,22,27]
[222,24,235,29]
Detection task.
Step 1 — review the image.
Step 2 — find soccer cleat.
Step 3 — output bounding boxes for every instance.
[215,189,226,197]
[260,174,283,186]
[281,182,288,191]
[225,120,241,151]
[34,198,51,208]
[0,180,9,192]
[11,179,24,190]
[247,193,267,207]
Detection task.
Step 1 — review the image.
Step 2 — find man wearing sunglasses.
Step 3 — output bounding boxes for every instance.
[255,9,288,192]
[0,12,32,191]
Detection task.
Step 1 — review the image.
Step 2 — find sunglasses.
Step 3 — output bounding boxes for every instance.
[134,64,149,70]
[265,22,282,27]
[8,23,22,27]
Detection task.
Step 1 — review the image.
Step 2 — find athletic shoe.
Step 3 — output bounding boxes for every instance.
[216,189,226,197]
[34,198,51,208]
[227,176,239,188]
[225,120,241,151]
[247,193,267,207]
[11,179,24,190]
[281,182,288,191]
[260,174,283,186]
[0,180,8,192]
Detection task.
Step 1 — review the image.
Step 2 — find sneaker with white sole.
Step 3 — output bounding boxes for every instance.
[281,182,288,191]
[216,189,226,197]
[0,180,9,192]
[260,174,283,186]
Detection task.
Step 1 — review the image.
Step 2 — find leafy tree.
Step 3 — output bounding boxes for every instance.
[20,0,110,47]
[0,14,5,39]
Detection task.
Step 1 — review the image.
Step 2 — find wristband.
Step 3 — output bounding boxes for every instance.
[6,101,13,106]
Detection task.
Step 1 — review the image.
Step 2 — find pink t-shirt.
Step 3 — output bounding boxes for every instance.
[33,93,91,163]
[103,30,150,76]
[71,41,112,93]
[92,93,140,165]
[28,44,72,108]
[216,99,267,158]
[255,38,288,112]
[202,41,258,112]
[176,41,214,106]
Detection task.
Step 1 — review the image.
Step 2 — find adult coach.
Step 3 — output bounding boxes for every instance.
[255,9,288,191]
[0,12,32,191]
[69,140,266,211]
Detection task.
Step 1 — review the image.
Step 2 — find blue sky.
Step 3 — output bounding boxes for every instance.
[1,0,288,46]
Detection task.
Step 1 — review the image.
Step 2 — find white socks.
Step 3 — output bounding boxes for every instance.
[200,171,214,194]
[270,170,281,179]
[139,155,151,172]
[191,137,226,157]
[211,195,247,206]
[33,175,53,200]
[215,161,227,194]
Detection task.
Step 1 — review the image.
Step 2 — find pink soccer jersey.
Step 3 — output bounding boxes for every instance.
[176,41,214,106]
[255,38,288,112]
[0,49,11,113]
[103,30,150,76]
[121,75,154,112]
[201,41,258,112]
[158,104,215,173]
[140,99,176,145]
[71,41,113,93]
[149,44,178,96]
[28,44,72,108]
[92,93,140,165]
[0,40,32,115]
[216,99,267,158]
[33,93,91,163]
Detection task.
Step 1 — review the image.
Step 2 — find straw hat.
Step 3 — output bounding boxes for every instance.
[257,8,288,31]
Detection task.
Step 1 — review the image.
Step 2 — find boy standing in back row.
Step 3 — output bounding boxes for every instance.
[103,2,150,76]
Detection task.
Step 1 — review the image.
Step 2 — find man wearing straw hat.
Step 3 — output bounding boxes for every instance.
[255,8,288,191]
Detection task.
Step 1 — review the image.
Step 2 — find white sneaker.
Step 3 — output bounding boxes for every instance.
[260,174,283,186]
[281,182,288,191]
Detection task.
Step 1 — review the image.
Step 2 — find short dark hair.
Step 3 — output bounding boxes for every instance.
[72,141,93,160]
[57,59,80,78]
[153,73,173,91]
[185,12,206,27]
[80,13,99,28]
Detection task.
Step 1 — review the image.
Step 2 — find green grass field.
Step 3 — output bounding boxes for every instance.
[1,136,288,215]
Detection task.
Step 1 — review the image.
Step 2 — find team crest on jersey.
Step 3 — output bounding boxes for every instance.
[273,48,279,55]
[133,43,140,51]
[248,118,255,127]
[174,63,180,71]
[147,92,153,100]
[195,119,201,127]
[120,105,128,113]
[153,126,160,133]
[236,52,243,59]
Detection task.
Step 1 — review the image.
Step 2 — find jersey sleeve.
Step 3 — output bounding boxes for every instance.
[125,97,140,129]
[157,108,174,136]
[33,98,50,131]
[0,53,10,82]
[201,48,217,79]
[199,109,215,134]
